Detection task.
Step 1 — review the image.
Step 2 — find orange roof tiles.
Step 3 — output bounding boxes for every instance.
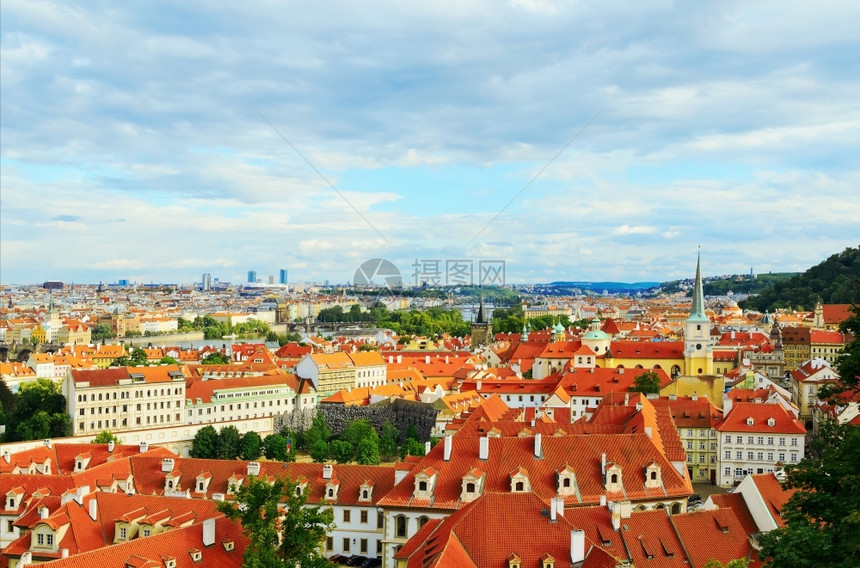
[717,403,805,435]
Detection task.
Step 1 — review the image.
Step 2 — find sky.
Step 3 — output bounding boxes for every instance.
[1,0,859,287]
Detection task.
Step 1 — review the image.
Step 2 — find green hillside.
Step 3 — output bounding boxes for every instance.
[739,246,860,312]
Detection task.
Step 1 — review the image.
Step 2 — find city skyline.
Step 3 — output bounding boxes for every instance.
[2,1,859,285]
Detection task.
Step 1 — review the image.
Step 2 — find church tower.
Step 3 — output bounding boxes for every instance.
[684,251,714,375]
[470,296,492,350]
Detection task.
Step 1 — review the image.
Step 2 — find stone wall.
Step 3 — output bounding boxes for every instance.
[315,399,437,443]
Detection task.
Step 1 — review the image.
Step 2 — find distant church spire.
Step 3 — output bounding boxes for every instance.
[476,295,485,324]
[690,248,707,321]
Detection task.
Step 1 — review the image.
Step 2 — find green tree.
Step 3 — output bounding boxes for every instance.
[91,430,121,444]
[91,323,115,341]
[190,425,219,458]
[758,421,860,567]
[217,475,335,568]
[241,431,262,460]
[7,379,70,442]
[217,425,242,460]
[819,304,860,401]
[400,438,425,458]
[309,440,330,463]
[379,420,399,461]
[202,352,231,365]
[263,434,289,462]
[129,347,148,366]
[628,371,662,394]
[406,424,419,442]
[355,436,380,465]
[704,560,750,568]
[304,413,331,449]
[158,355,180,365]
[330,440,353,463]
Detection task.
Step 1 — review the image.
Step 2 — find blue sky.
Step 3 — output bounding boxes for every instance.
[1,0,858,286]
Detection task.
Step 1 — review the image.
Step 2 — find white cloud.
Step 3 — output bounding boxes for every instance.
[614,225,657,236]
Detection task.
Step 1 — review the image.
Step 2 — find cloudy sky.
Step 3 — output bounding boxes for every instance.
[2,0,858,286]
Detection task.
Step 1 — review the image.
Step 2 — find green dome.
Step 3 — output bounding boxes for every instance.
[583,329,610,340]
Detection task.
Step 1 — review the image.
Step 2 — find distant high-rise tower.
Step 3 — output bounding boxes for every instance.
[247,270,257,283]
[279,268,288,285]
[202,273,212,291]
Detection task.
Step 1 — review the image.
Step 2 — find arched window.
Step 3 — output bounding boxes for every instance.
[466,482,475,493]
[418,516,429,528]
[515,481,524,492]
[418,481,427,492]
[395,515,407,538]
[562,477,570,488]
[610,474,618,484]
[650,471,657,481]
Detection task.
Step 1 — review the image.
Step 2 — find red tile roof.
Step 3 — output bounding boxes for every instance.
[717,403,805,435]
[671,509,755,567]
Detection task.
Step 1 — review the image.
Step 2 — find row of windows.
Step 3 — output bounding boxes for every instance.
[724,435,796,446]
[76,388,182,402]
[686,442,717,451]
[725,450,798,462]
[189,398,293,416]
[36,532,55,546]
[325,536,381,556]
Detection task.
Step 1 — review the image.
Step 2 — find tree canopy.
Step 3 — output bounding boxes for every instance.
[3,378,71,442]
[217,475,335,568]
[91,430,121,444]
[628,371,662,394]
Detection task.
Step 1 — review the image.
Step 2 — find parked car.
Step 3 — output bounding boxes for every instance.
[345,555,367,566]
[360,558,382,568]
[328,554,349,565]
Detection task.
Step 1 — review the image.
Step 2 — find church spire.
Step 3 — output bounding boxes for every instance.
[690,248,707,321]
[476,295,485,324]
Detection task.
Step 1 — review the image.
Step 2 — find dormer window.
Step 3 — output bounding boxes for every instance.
[542,553,556,568]
[644,462,662,489]
[466,482,475,492]
[605,463,623,491]
[189,549,202,562]
[746,417,754,426]
[767,417,775,427]
[461,468,484,503]
[556,465,577,496]
[508,553,522,568]
[413,468,437,499]
[509,467,530,493]
[358,482,373,502]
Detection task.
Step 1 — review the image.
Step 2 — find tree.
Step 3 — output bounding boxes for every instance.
[129,347,148,366]
[819,304,860,401]
[704,560,750,568]
[202,352,231,365]
[304,413,331,449]
[217,425,242,460]
[379,420,399,461]
[217,475,335,568]
[330,440,353,464]
[401,438,425,458]
[159,355,180,365]
[309,440,330,463]
[91,323,114,341]
[406,424,419,442]
[263,434,289,461]
[190,425,219,458]
[758,421,860,567]
[355,436,381,465]
[92,430,121,444]
[241,431,262,460]
[628,371,662,394]
[6,379,70,442]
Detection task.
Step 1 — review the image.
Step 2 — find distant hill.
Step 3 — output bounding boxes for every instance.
[548,281,662,294]
[659,273,798,296]
[739,246,860,312]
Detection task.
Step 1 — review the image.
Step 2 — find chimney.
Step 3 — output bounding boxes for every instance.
[388,355,393,364]
[445,355,449,364]
[162,458,175,473]
[61,549,69,558]
[322,464,333,480]
[550,497,558,521]
[599,494,607,507]
[203,517,216,547]
[107,441,115,452]
[635,402,643,411]
[44,439,52,449]
[570,529,586,564]
[601,453,606,474]
[624,392,629,406]
[645,427,652,439]
[2,450,9,464]
[139,441,148,453]
[476,380,481,391]
[397,355,402,364]
[618,367,625,375]
[89,498,98,521]
[425,355,430,364]
[424,441,431,455]
[19,552,32,566]
[247,461,261,476]
[610,502,621,530]
[692,393,698,401]
[443,435,452,462]
[479,436,489,460]
[394,469,409,485]
[554,496,565,518]
[534,433,542,458]
[731,330,736,340]
[39,506,49,519]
